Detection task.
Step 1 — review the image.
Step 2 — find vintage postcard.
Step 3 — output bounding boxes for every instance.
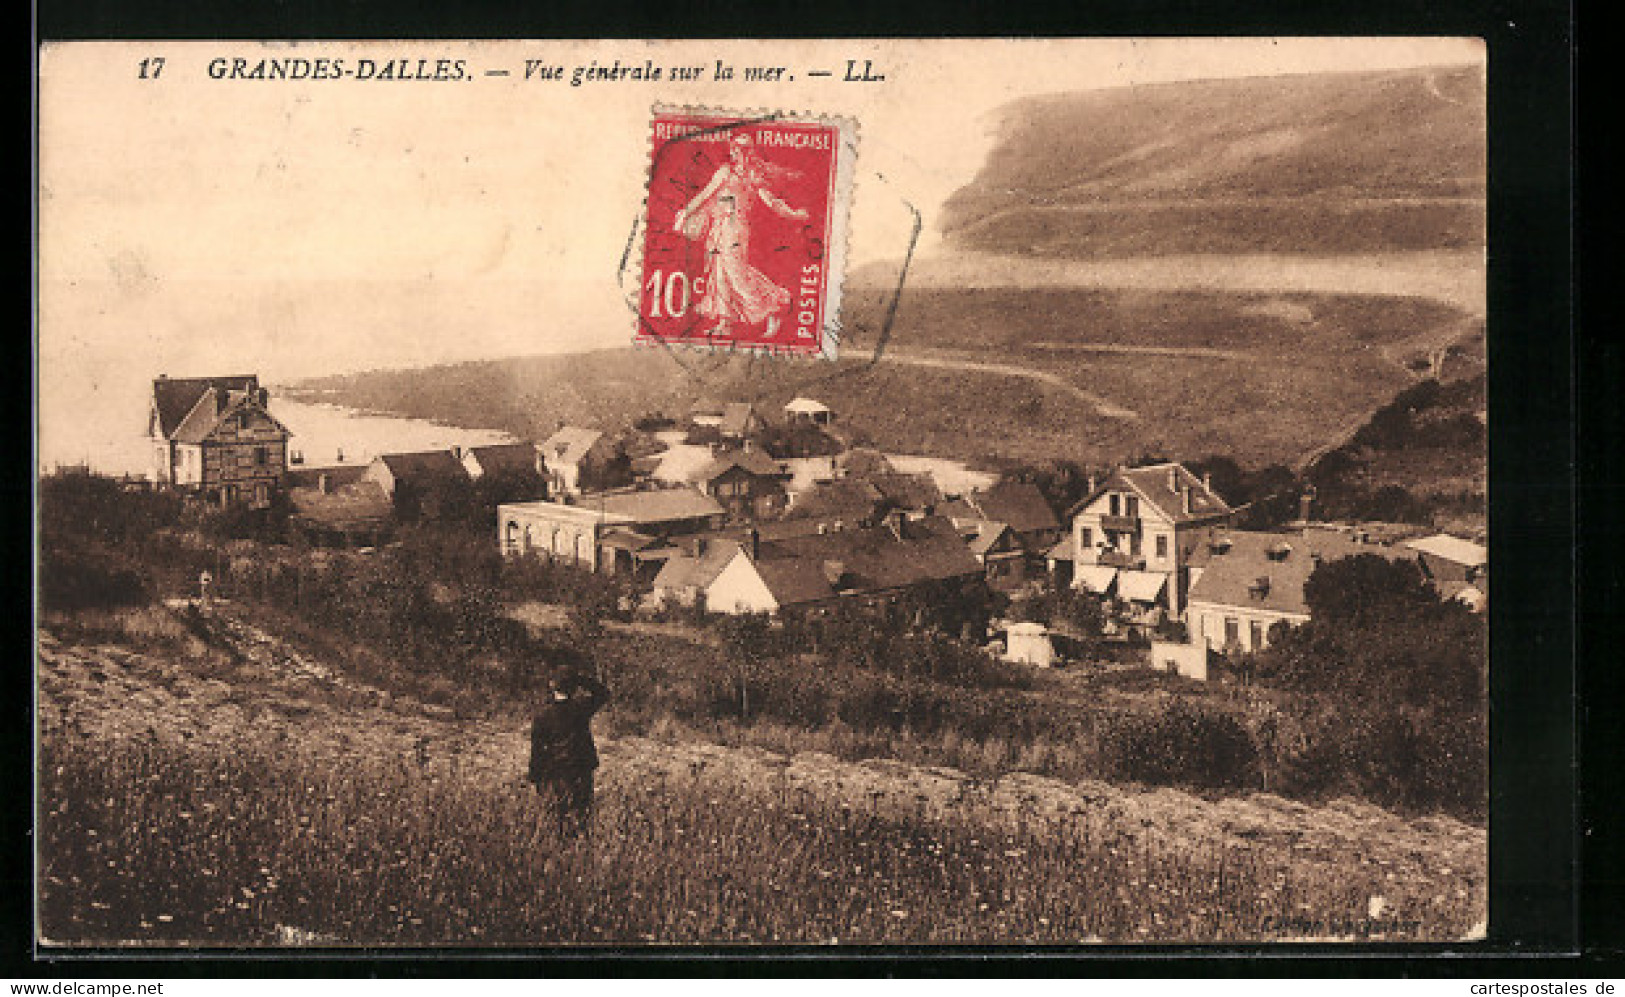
[36,38,1488,947]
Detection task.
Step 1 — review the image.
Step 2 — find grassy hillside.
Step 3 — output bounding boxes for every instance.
[289,346,1390,469]
[941,65,1484,257]
[38,617,1486,944]
[841,285,1470,355]
[290,276,1482,470]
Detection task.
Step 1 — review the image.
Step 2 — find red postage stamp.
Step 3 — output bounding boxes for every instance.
[637,108,856,359]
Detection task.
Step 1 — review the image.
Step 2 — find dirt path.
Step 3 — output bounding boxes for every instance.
[868,349,1139,420]
[1028,342,1250,361]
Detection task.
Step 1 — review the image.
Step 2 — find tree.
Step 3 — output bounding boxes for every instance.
[1258,553,1486,705]
[1302,553,1439,626]
[714,613,784,719]
[1186,455,1246,507]
[1004,460,1096,518]
[1246,553,1487,815]
[579,451,634,493]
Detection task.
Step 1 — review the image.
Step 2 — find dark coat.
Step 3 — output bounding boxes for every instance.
[527,675,607,784]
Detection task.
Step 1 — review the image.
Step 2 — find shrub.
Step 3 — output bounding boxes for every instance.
[1262,698,1485,819]
[1099,698,1259,791]
[38,542,150,613]
[38,472,182,547]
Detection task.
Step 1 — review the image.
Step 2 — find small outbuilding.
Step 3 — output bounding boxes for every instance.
[1003,621,1055,668]
[783,396,833,426]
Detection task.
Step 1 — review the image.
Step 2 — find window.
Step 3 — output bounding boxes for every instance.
[1155,534,1169,558]
[1079,527,1092,550]
[1224,617,1240,646]
[1249,620,1265,649]
[1130,532,1142,556]
[1125,495,1139,518]
[1109,493,1120,516]
[256,446,269,467]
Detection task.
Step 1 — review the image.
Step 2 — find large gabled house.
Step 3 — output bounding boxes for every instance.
[1061,462,1232,618]
[540,426,627,496]
[147,374,291,508]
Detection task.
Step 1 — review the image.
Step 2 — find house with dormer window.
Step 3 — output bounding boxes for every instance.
[1061,462,1232,618]
[147,374,290,508]
[1185,529,1421,653]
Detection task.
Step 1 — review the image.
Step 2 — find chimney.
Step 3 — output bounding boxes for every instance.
[1299,490,1314,523]
[747,527,759,560]
[336,448,345,463]
[1086,474,1097,496]
[1203,471,1212,493]
[1168,468,1178,493]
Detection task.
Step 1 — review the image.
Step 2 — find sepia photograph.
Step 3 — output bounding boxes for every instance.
[35,37,1490,948]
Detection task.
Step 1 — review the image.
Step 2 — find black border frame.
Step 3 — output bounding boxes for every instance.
[20,0,1585,977]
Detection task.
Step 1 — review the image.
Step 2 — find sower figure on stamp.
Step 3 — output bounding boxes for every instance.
[527,664,608,840]
[673,132,808,340]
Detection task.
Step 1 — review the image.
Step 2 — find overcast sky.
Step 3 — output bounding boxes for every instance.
[37,37,1483,468]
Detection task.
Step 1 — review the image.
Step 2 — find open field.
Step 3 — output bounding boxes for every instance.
[841,285,1478,357]
[37,615,1485,946]
[846,250,1485,318]
[944,200,1483,259]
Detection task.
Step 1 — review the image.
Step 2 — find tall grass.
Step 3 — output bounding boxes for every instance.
[39,731,1460,946]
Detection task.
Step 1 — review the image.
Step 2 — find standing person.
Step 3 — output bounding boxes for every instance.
[527,666,608,840]
[673,132,809,340]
